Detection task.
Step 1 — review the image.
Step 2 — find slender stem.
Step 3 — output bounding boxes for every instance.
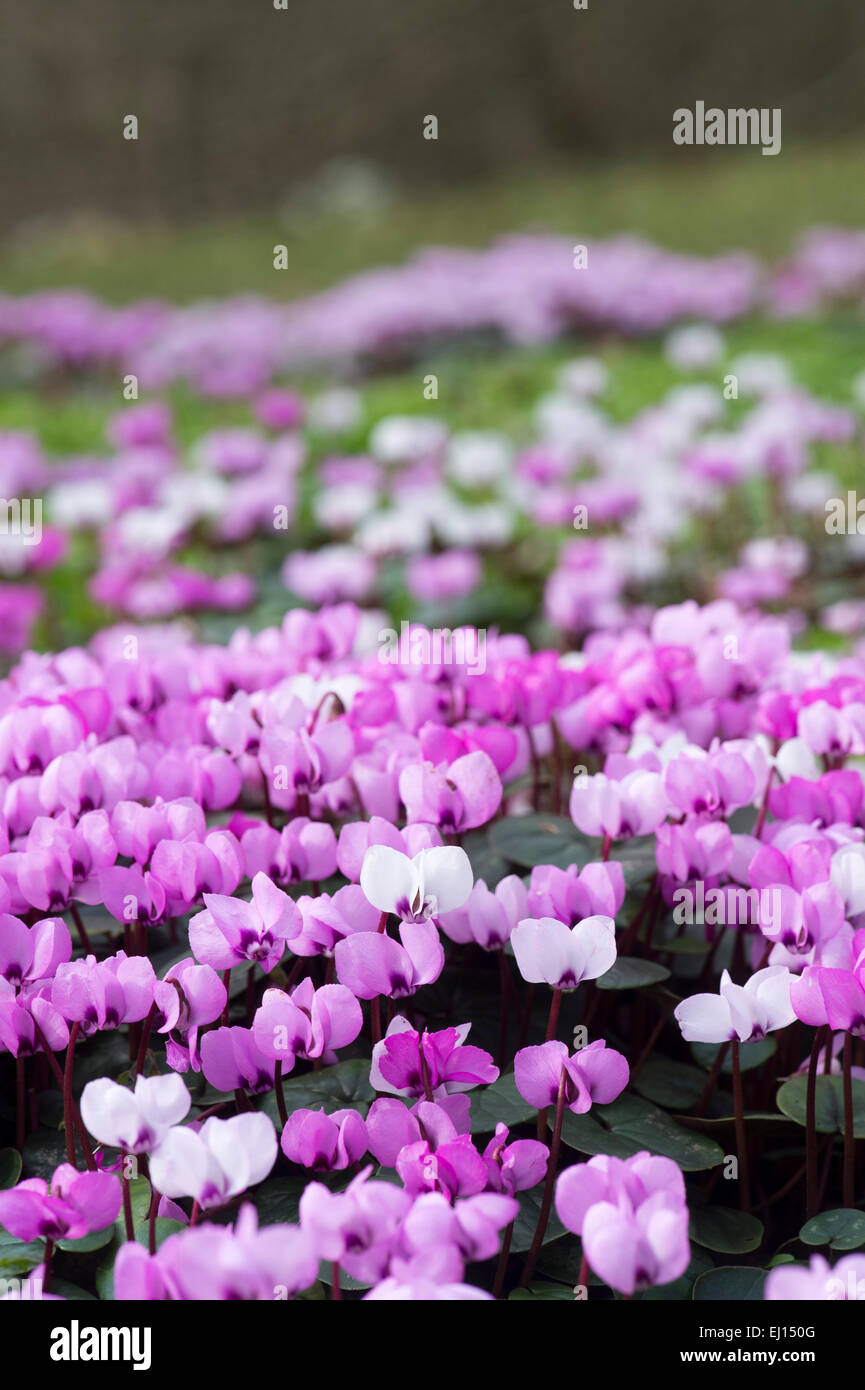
[134,1002,157,1078]
[420,1043,434,1103]
[601,834,611,862]
[695,1039,730,1117]
[731,1040,750,1211]
[806,1026,826,1220]
[15,1055,25,1152]
[190,1200,200,1227]
[63,1022,80,1166]
[753,767,776,840]
[121,1158,135,1241]
[68,902,93,955]
[842,1031,855,1209]
[42,1239,54,1294]
[371,996,382,1047]
[273,1061,288,1128]
[497,951,510,1072]
[492,1219,514,1299]
[536,989,563,1140]
[34,1019,94,1168]
[221,969,231,1025]
[148,1186,159,1256]
[520,1067,567,1288]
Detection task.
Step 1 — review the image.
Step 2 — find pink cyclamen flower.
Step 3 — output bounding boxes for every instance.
[526,860,625,927]
[398,750,503,831]
[153,957,227,1073]
[0,914,71,988]
[511,915,617,989]
[334,917,444,999]
[674,966,796,1043]
[188,872,302,971]
[0,1164,121,1243]
[280,1107,368,1172]
[483,1123,549,1195]
[252,977,363,1068]
[514,1039,629,1114]
[764,1253,865,1300]
[200,1025,277,1095]
[148,1113,277,1209]
[570,769,667,840]
[51,951,155,1037]
[437,875,528,950]
[556,1152,690,1295]
[299,1169,413,1285]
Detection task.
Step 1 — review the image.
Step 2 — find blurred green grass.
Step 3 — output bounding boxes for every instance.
[4,142,865,302]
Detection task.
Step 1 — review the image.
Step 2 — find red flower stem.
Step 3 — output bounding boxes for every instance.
[121,1158,135,1240]
[806,1026,826,1220]
[274,1061,288,1128]
[221,969,231,1025]
[601,834,611,862]
[370,996,382,1047]
[33,1019,94,1168]
[63,1021,80,1166]
[69,902,93,955]
[842,1030,856,1209]
[520,1067,567,1288]
[15,1056,25,1152]
[134,1002,157,1078]
[753,767,776,840]
[492,1219,514,1299]
[536,988,563,1139]
[497,950,510,1071]
[731,1040,750,1211]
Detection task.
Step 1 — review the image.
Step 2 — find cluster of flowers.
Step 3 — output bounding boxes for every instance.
[3,313,865,654]
[0,572,863,1300]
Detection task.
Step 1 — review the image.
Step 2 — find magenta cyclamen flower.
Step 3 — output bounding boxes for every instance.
[674,966,796,1043]
[371,1017,499,1099]
[0,1164,121,1243]
[514,1039,629,1114]
[189,872,302,971]
[280,1107,368,1171]
[299,1170,413,1285]
[555,1152,690,1295]
[511,915,617,990]
[252,978,363,1068]
[241,816,337,889]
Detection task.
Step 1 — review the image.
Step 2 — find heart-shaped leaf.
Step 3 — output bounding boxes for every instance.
[489,815,591,870]
[799,1209,865,1251]
[692,1266,766,1300]
[776,1075,865,1135]
[690,1206,764,1254]
[469,1072,537,1134]
[596,957,670,990]
[556,1093,724,1170]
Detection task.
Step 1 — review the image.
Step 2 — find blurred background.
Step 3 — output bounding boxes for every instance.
[3,0,865,298]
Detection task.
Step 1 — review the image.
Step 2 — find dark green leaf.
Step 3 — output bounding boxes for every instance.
[469,1072,536,1134]
[691,1037,776,1074]
[596,957,670,990]
[690,1206,764,1254]
[776,1075,865,1135]
[692,1266,766,1300]
[0,1149,22,1190]
[633,1058,708,1110]
[799,1209,865,1251]
[556,1093,724,1170]
[489,815,591,870]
